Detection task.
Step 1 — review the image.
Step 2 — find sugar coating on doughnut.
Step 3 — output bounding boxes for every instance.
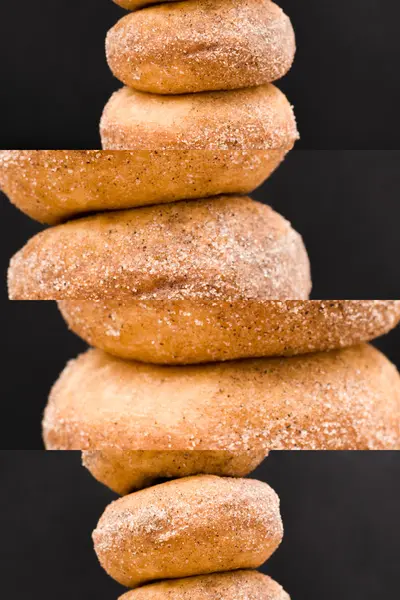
[82,449,268,495]
[58,299,400,364]
[0,149,286,224]
[100,85,298,150]
[92,475,283,587]
[119,570,290,600]
[106,0,295,93]
[9,196,311,301]
[43,344,400,451]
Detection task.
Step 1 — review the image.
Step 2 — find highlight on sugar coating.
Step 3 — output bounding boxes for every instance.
[106,0,296,94]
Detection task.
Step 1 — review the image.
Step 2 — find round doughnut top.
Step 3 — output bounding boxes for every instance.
[59,299,400,364]
[9,196,311,301]
[0,149,286,224]
[120,571,290,600]
[100,85,298,150]
[106,0,295,93]
[43,344,400,451]
[113,0,178,9]
[93,475,283,587]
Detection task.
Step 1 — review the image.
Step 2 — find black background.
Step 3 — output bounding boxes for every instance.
[2,149,400,449]
[1,451,399,600]
[0,0,400,149]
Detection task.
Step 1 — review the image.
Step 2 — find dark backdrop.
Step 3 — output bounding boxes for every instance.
[2,150,400,449]
[0,451,399,600]
[0,0,400,149]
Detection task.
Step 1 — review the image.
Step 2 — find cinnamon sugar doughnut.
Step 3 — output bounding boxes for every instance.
[82,450,267,495]
[43,344,400,451]
[119,571,290,600]
[106,0,295,94]
[8,196,311,301]
[58,300,400,364]
[100,85,298,151]
[92,475,283,587]
[0,150,283,224]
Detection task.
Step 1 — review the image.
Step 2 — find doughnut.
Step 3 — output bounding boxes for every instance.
[58,300,400,364]
[8,196,311,301]
[92,475,283,587]
[106,0,295,94]
[43,344,400,451]
[82,450,268,495]
[100,85,298,151]
[113,0,178,10]
[0,149,283,225]
[119,570,290,600]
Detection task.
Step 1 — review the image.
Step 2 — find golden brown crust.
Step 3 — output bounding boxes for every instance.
[59,299,400,364]
[119,570,290,600]
[9,196,311,301]
[100,85,298,150]
[106,0,295,94]
[82,449,267,495]
[0,149,284,224]
[93,475,283,587]
[43,344,400,451]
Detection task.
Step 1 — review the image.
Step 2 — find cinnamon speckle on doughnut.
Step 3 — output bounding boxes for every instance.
[106,0,296,94]
[0,149,287,224]
[8,196,311,301]
[43,344,400,452]
[92,475,283,587]
[58,299,400,364]
[82,449,268,495]
[100,85,299,150]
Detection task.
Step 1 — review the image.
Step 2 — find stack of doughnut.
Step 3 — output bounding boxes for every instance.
[2,0,400,596]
